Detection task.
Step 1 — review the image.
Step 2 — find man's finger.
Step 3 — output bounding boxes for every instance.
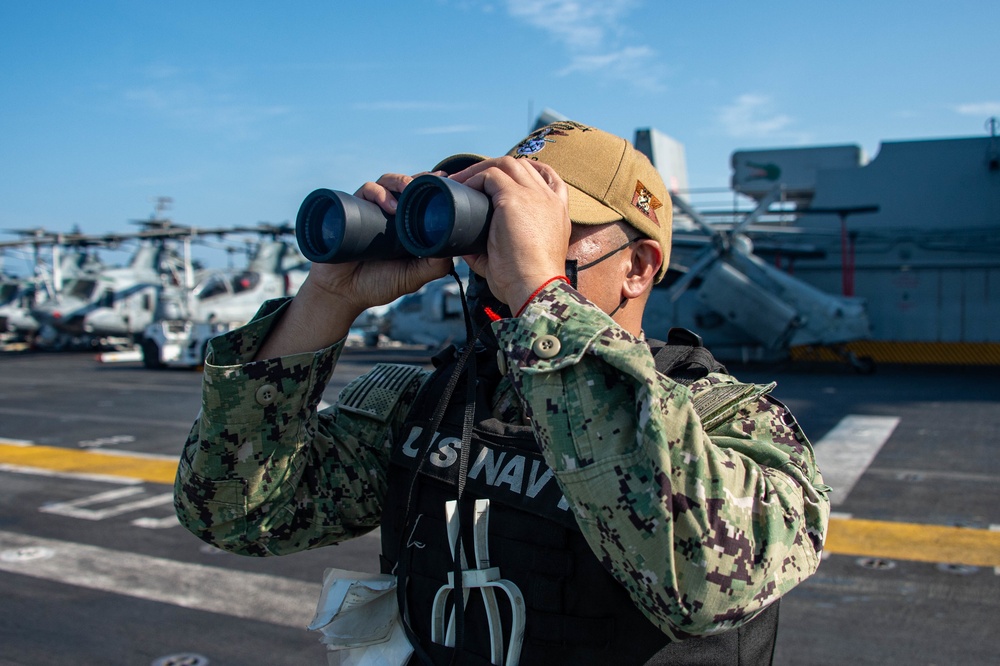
[519,159,568,197]
[355,174,412,212]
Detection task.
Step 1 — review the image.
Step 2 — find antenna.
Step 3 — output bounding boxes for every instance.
[152,196,174,221]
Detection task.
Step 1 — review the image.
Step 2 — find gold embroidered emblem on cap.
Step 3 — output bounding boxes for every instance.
[632,181,662,226]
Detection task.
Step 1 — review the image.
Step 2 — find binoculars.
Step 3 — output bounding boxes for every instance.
[296,175,493,263]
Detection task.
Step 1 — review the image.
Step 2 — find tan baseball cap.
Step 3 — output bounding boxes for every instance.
[507,121,672,281]
[431,153,487,175]
[434,120,672,281]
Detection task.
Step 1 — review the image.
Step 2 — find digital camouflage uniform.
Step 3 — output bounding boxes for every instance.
[175,280,830,643]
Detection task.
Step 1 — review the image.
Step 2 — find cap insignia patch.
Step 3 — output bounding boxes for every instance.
[514,127,562,157]
[632,181,663,226]
[512,121,587,158]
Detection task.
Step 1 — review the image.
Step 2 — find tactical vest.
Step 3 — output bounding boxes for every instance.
[380,330,779,665]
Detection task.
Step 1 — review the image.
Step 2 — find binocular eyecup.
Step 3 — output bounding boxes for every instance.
[295,175,492,264]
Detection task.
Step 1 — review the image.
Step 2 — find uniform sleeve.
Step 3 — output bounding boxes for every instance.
[174,298,430,557]
[494,281,830,640]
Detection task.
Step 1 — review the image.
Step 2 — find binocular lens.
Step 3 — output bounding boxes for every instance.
[296,193,346,261]
[296,188,407,264]
[412,189,453,249]
[397,175,491,257]
[317,200,346,257]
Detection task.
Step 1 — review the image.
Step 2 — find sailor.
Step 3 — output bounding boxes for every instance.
[175,120,830,665]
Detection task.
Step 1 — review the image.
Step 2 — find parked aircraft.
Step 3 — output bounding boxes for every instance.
[31,238,179,349]
[646,190,873,369]
[186,233,307,324]
[0,268,39,342]
[0,233,105,345]
[0,209,307,352]
[378,278,467,347]
[140,232,309,367]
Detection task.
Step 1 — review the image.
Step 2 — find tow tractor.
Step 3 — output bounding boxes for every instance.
[140,319,238,368]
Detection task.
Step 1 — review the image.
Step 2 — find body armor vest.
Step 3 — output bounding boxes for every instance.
[380,331,779,665]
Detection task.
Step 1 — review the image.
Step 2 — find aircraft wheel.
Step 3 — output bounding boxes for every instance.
[140,337,164,369]
[850,353,876,375]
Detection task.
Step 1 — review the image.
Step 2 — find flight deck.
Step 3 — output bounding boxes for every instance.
[0,349,997,665]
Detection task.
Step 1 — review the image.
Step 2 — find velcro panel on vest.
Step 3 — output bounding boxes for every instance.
[692,381,776,432]
[337,363,426,422]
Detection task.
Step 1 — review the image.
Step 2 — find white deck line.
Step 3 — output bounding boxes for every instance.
[0,530,321,629]
[811,415,900,506]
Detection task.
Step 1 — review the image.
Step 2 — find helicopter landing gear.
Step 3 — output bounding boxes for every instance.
[836,346,876,374]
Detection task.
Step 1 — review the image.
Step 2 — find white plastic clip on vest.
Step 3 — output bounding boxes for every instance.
[431,498,526,666]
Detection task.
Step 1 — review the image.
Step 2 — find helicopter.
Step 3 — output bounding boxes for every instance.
[646,188,873,369]
[0,229,106,347]
[0,199,293,352]
[0,272,34,343]
[30,235,182,349]
[372,271,468,348]
[140,227,309,368]
[183,227,308,324]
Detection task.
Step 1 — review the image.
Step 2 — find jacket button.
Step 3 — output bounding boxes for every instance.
[532,335,561,359]
[255,384,278,406]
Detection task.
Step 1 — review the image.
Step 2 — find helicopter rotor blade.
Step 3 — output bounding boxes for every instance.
[668,244,724,302]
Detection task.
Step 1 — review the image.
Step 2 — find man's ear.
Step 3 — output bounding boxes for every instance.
[622,240,661,299]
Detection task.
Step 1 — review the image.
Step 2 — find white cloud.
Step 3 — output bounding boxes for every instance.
[504,0,659,88]
[717,94,799,140]
[506,0,637,50]
[557,46,655,76]
[953,102,1000,117]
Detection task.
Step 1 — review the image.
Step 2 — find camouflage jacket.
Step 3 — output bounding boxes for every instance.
[175,280,830,640]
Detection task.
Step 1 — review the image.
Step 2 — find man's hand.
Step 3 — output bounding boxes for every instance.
[452,157,571,310]
[305,173,453,317]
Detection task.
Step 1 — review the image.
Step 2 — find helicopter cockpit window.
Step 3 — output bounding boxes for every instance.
[67,279,97,300]
[231,272,260,294]
[0,283,16,305]
[195,275,231,300]
[97,289,115,308]
[17,286,36,307]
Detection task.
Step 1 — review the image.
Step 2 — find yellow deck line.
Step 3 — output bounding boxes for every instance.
[824,517,1000,567]
[2,441,999,567]
[0,442,177,485]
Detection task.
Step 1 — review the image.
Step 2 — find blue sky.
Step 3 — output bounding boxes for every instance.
[1,0,997,267]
